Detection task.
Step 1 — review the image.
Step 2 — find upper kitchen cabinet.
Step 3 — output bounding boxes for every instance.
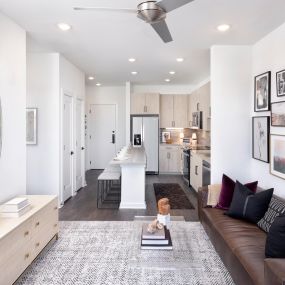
[160,95,188,128]
[188,82,211,131]
[160,95,174,128]
[131,93,159,115]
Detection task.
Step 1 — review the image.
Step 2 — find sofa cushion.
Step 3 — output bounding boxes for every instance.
[258,196,285,233]
[226,181,273,223]
[216,174,258,210]
[265,214,285,258]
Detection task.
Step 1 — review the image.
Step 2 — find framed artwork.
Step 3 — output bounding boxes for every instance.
[26,108,37,145]
[254,71,271,112]
[276,69,285,97]
[271,101,285,127]
[252,116,270,163]
[270,134,285,180]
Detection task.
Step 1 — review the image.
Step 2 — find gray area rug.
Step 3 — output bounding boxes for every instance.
[16,221,235,285]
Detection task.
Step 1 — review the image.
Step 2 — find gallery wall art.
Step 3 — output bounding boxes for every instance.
[271,101,285,127]
[26,108,37,145]
[276,69,285,97]
[270,134,285,180]
[252,116,270,163]
[254,71,271,112]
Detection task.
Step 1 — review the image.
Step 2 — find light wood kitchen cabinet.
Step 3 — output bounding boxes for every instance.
[188,82,211,130]
[131,93,159,115]
[160,95,188,128]
[0,195,58,285]
[160,95,174,128]
[190,153,203,192]
[159,145,182,173]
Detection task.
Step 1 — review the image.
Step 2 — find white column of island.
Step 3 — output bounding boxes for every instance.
[110,145,147,209]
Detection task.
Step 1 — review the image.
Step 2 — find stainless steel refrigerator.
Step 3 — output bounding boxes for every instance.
[131,115,159,174]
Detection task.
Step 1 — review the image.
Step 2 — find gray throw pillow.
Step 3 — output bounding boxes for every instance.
[258,196,285,233]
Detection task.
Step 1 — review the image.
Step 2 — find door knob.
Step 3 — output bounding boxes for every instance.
[81,147,85,150]
[70,151,74,155]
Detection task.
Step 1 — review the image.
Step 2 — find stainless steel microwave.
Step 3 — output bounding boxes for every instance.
[192,111,202,129]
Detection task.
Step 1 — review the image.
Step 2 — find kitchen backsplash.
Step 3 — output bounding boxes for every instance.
[160,128,211,147]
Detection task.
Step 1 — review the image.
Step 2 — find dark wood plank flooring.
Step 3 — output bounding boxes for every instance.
[59,170,198,221]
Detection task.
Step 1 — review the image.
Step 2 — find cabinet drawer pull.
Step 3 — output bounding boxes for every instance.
[35,221,40,227]
[54,206,58,210]
[24,253,30,259]
[54,223,58,228]
[36,242,40,247]
[24,231,29,236]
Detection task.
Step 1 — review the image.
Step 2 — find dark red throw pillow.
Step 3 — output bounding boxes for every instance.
[216,174,258,210]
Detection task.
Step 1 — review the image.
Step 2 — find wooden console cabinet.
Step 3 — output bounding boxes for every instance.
[0,195,59,285]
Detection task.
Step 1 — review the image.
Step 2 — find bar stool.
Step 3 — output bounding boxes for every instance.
[97,171,121,209]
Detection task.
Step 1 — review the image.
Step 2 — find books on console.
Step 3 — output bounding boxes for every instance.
[0,197,31,218]
[141,223,173,250]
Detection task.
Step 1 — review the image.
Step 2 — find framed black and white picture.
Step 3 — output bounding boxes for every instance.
[254,71,271,112]
[26,108,37,145]
[270,134,285,180]
[252,116,270,163]
[276,69,285,97]
[271,101,285,127]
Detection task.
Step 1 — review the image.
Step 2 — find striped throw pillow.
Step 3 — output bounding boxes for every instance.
[258,196,285,233]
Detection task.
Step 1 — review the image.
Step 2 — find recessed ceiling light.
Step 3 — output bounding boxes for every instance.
[88,76,94,80]
[131,71,138,75]
[128,58,136,62]
[57,22,72,31]
[217,24,231,32]
[176,58,184,62]
[165,78,171,82]
[96,83,101,86]
[169,71,176,75]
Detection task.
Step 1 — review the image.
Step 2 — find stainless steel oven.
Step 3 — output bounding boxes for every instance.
[183,149,190,185]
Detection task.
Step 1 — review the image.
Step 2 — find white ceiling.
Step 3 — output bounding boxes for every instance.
[1,0,285,85]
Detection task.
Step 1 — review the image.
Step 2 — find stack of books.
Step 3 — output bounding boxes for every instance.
[0,197,30,218]
[141,223,173,250]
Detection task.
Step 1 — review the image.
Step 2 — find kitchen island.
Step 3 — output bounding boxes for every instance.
[110,145,147,209]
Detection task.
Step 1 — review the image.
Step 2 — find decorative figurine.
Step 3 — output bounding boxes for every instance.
[157,198,171,229]
[147,219,164,234]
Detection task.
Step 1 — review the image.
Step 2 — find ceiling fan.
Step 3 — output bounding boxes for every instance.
[73,0,194,43]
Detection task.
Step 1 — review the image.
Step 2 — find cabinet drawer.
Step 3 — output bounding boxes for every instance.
[0,242,33,285]
[0,218,33,267]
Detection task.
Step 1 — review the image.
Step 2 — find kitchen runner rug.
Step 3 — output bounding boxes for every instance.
[153,183,195,209]
[16,221,235,285]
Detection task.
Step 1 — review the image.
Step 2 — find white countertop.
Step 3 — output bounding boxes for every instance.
[191,150,211,164]
[110,146,146,166]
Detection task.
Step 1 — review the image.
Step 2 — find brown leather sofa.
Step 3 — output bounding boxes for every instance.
[198,186,285,285]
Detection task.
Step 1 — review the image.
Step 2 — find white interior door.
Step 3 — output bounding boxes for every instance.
[76,99,84,191]
[62,94,73,202]
[90,104,116,169]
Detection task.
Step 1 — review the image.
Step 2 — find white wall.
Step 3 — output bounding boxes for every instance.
[250,23,285,198]
[86,86,126,169]
[26,53,60,196]
[0,13,26,204]
[211,46,252,183]
[26,54,85,202]
[133,84,194,94]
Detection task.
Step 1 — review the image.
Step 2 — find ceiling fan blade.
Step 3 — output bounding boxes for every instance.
[151,20,173,43]
[73,7,137,14]
[156,0,194,13]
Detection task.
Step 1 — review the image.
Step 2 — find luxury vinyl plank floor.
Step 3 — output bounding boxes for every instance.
[59,170,198,221]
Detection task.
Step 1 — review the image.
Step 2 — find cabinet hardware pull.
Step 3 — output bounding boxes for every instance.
[35,222,40,227]
[195,166,198,175]
[54,224,58,228]
[54,206,58,210]
[24,253,29,259]
[145,106,147,113]
[24,231,29,236]
[36,242,40,247]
